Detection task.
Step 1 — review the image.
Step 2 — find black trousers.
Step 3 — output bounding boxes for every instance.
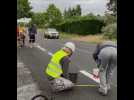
[29,35,35,43]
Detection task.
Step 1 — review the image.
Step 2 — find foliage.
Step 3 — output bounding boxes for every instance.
[107,0,117,16]
[102,23,117,39]
[55,16,104,35]
[31,12,48,28]
[103,13,117,24]
[63,4,81,18]
[17,0,32,18]
[46,4,63,27]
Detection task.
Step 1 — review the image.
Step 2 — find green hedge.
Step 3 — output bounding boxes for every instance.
[55,17,104,35]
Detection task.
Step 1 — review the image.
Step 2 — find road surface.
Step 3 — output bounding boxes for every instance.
[17,33,117,100]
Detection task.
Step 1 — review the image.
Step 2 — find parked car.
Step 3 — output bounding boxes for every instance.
[44,28,59,39]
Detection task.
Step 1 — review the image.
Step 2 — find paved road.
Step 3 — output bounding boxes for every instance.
[17,33,117,100]
[17,60,42,100]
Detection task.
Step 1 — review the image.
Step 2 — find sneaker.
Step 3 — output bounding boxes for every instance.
[107,84,111,92]
[98,87,108,96]
[98,91,108,96]
[33,43,37,47]
[29,44,33,48]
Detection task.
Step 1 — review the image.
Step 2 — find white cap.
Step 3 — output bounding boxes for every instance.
[64,42,75,52]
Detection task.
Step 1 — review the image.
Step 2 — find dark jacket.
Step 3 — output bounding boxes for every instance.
[60,56,70,78]
[28,25,37,35]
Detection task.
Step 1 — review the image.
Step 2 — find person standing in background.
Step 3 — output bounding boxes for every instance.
[28,24,37,48]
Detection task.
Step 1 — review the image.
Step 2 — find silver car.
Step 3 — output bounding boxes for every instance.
[44,28,59,39]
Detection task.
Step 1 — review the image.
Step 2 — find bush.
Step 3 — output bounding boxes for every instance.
[55,16,104,35]
[103,13,117,25]
[31,13,47,28]
[102,23,117,39]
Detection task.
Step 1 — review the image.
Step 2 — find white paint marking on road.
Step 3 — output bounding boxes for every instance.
[36,45,53,56]
[24,68,32,74]
[80,70,100,84]
[80,70,117,87]
[36,45,47,52]
[17,62,25,68]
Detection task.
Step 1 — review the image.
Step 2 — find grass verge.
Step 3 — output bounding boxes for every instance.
[60,32,116,44]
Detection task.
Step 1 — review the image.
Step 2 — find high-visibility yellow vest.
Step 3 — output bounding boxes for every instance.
[19,27,25,33]
[45,49,68,78]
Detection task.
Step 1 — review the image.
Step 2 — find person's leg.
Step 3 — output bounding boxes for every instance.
[31,35,35,47]
[61,77,74,90]
[20,36,23,47]
[98,52,109,95]
[17,38,20,47]
[29,35,33,48]
[106,55,117,91]
[22,35,25,46]
[98,63,108,95]
[32,35,36,46]
[50,77,74,92]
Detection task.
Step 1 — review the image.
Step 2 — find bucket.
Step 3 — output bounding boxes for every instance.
[69,73,78,83]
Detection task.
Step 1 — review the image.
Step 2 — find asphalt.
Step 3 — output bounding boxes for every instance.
[17,33,117,100]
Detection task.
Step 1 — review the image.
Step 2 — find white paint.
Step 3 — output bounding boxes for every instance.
[17,62,25,68]
[80,70,100,83]
[18,61,31,74]
[36,45,53,56]
[23,68,32,74]
[36,45,46,52]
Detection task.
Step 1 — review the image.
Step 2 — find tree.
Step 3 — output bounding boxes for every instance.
[87,12,95,17]
[67,7,73,17]
[63,5,81,18]
[103,13,116,24]
[46,4,62,26]
[75,5,81,16]
[63,9,67,19]
[17,0,32,18]
[102,23,117,39]
[107,0,117,16]
[72,8,76,16]
[31,12,47,28]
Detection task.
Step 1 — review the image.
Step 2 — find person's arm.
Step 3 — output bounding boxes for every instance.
[92,44,100,61]
[60,56,70,79]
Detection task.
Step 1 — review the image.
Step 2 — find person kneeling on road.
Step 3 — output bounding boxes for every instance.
[92,41,117,96]
[45,42,75,92]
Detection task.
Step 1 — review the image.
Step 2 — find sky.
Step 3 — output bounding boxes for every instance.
[29,0,108,15]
